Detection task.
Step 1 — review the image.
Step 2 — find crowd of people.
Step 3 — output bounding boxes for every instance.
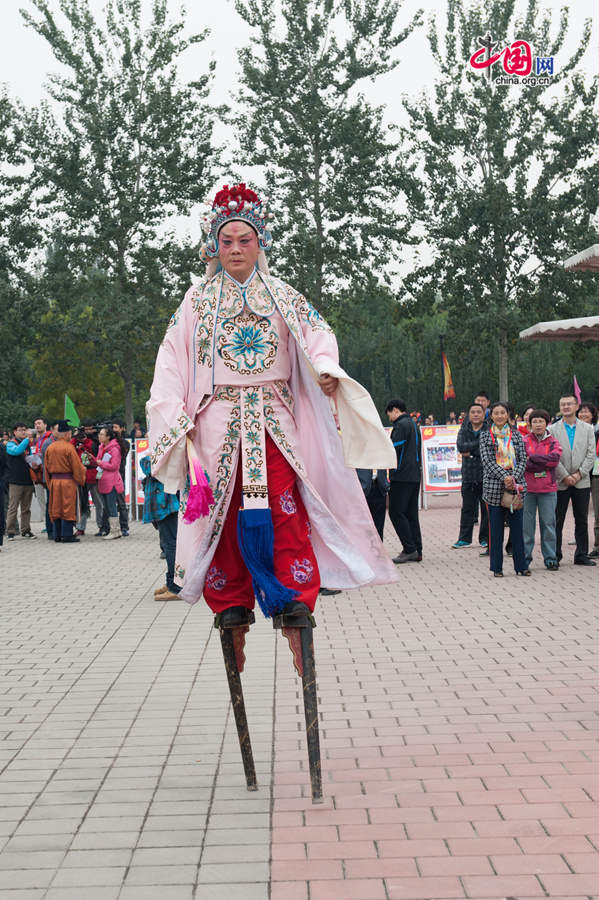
[0,416,147,546]
[4,392,598,586]
[380,390,599,578]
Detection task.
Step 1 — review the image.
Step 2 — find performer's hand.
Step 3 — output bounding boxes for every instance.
[318,373,338,396]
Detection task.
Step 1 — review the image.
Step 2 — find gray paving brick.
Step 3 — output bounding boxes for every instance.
[197,861,270,883]
[195,884,268,900]
[125,864,196,885]
[119,887,192,900]
[50,866,127,887]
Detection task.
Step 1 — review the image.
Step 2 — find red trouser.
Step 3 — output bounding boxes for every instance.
[204,434,320,614]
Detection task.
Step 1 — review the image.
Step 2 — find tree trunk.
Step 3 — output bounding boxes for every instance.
[498,335,509,401]
[312,138,323,309]
[122,371,134,432]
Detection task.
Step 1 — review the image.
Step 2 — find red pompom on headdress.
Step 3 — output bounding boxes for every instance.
[202,181,273,257]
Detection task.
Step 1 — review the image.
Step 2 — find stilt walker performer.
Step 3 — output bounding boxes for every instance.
[147,182,397,801]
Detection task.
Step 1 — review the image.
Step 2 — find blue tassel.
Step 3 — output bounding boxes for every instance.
[237,507,299,617]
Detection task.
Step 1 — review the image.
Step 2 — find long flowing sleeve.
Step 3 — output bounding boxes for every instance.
[146,286,199,493]
[293,292,395,470]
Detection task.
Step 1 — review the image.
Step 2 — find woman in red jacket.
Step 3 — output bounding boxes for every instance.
[88,427,123,541]
[522,409,562,570]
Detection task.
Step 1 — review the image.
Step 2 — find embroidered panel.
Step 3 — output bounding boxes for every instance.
[241,386,268,505]
[273,380,294,414]
[260,274,307,354]
[294,294,333,333]
[219,276,276,319]
[193,279,219,368]
[175,563,186,580]
[263,386,305,475]
[150,412,193,467]
[216,311,278,375]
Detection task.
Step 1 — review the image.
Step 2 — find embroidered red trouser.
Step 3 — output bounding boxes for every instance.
[203,434,320,614]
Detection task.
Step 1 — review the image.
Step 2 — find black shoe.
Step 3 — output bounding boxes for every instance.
[574,557,596,566]
[479,549,489,556]
[21,530,37,539]
[61,536,80,543]
[319,587,341,596]
[121,529,129,537]
[589,548,599,559]
[545,560,559,570]
[215,606,254,629]
[54,536,62,543]
[95,529,107,537]
[159,550,166,559]
[393,550,420,564]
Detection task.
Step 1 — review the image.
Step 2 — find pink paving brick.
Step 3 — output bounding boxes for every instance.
[343,858,418,878]
[271,859,343,880]
[309,878,387,899]
[271,883,308,900]
[461,874,544,896]
[490,853,570,874]
[541,873,599,894]
[563,852,599,872]
[385,876,465,899]
[307,840,377,859]
[418,855,494,876]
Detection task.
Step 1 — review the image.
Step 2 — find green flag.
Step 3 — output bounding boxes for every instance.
[64,393,80,427]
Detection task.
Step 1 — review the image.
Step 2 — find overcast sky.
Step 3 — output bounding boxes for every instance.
[0,0,596,249]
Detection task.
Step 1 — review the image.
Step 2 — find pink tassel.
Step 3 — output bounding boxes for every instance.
[183,440,214,523]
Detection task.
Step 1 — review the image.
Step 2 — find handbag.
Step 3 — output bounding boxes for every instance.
[501,490,523,511]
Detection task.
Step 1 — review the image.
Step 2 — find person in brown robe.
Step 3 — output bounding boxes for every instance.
[44,420,86,543]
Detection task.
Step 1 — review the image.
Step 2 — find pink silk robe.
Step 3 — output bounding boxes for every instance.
[147,268,398,604]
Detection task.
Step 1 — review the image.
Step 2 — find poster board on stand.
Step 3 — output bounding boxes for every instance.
[420,425,462,493]
[135,438,150,505]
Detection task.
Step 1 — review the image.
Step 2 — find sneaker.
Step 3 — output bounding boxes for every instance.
[589,548,599,558]
[545,559,559,570]
[75,529,85,536]
[7,534,17,541]
[21,531,37,539]
[121,529,129,537]
[159,550,166,559]
[480,540,488,548]
[451,540,472,549]
[393,550,420,564]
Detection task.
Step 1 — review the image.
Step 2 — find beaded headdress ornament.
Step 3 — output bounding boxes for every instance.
[202,183,273,258]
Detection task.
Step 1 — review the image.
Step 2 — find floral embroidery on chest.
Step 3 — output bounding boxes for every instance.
[216,309,278,375]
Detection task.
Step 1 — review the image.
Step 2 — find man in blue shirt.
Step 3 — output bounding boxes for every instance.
[549,394,596,565]
[6,424,36,539]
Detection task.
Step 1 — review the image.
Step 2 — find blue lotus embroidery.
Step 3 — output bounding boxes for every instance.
[217,312,277,375]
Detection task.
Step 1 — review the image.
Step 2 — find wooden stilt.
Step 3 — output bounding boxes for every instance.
[299,624,323,803]
[275,611,323,804]
[219,626,258,791]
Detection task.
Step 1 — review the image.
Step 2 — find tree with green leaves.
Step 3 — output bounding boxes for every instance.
[400,0,599,400]
[23,0,217,427]
[235,0,422,316]
[0,90,40,425]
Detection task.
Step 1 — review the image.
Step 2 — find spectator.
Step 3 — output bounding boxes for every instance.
[474,391,490,418]
[479,401,528,577]
[80,419,105,535]
[446,411,457,425]
[458,410,466,424]
[386,398,422,564]
[5,423,36,540]
[549,393,596,566]
[32,416,50,525]
[71,427,97,535]
[357,468,389,541]
[87,427,124,541]
[452,402,488,549]
[578,403,599,558]
[40,422,59,539]
[140,455,180,600]
[111,421,130,536]
[130,420,146,440]
[522,409,562,571]
[44,420,87,543]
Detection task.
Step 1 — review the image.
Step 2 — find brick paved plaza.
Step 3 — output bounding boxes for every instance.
[1,498,599,899]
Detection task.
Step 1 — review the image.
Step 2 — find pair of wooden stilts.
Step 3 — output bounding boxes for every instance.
[217,607,323,804]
